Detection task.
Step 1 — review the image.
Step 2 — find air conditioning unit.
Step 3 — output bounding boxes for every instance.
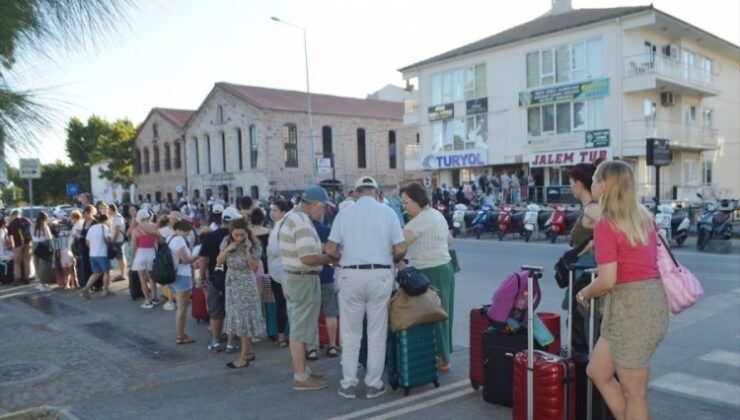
[661,44,680,60]
[660,92,675,107]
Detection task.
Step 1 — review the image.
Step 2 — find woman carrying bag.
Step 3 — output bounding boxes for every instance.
[32,211,55,291]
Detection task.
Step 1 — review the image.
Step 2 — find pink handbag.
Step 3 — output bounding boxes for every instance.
[656,233,703,314]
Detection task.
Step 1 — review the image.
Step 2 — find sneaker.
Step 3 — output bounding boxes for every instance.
[140,301,154,309]
[337,384,357,399]
[225,344,240,353]
[151,298,163,305]
[310,372,326,380]
[366,384,387,399]
[163,302,176,311]
[293,375,328,391]
[34,284,45,291]
[208,342,223,352]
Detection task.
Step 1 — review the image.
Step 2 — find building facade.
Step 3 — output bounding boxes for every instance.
[400,1,740,203]
[133,108,193,204]
[185,83,418,203]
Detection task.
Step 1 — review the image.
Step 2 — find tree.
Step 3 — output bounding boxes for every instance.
[65,115,109,167]
[92,118,136,185]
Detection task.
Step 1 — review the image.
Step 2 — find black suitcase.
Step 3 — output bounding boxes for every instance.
[0,260,13,284]
[387,323,440,396]
[129,270,144,300]
[482,328,543,406]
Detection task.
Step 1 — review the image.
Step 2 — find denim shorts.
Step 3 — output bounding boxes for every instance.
[90,257,111,273]
[170,275,192,293]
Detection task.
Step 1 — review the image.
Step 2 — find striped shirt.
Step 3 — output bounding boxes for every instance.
[278,207,322,272]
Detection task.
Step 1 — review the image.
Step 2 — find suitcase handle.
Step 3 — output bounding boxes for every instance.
[521,265,542,420]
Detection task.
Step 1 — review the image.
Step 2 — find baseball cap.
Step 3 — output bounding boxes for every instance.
[136,209,151,221]
[222,206,242,222]
[211,204,225,214]
[303,186,331,205]
[355,176,379,190]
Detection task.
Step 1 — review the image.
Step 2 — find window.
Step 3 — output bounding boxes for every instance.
[322,126,333,161]
[235,187,244,198]
[206,135,212,173]
[703,108,714,129]
[542,105,555,133]
[556,45,570,83]
[540,49,554,85]
[143,148,150,173]
[702,161,712,186]
[236,128,243,171]
[556,103,571,133]
[429,64,486,105]
[283,124,298,167]
[526,38,602,87]
[153,146,160,172]
[684,105,696,126]
[155,191,162,203]
[702,57,713,82]
[217,105,224,123]
[573,101,587,131]
[682,160,697,184]
[164,144,171,171]
[644,99,657,127]
[357,128,367,168]
[527,107,541,137]
[174,141,181,169]
[220,131,226,172]
[152,123,158,138]
[682,50,695,80]
[526,100,593,137]
[249,125,258,169]
[205,189,212,200]
[192,137,200,175]
[250,186,259,199]
[388,130,397,169]
[466,114,487,148]
[526,52,540,88]
[193,189,200,199]
[431,119,465,152]
[134,149,141,174]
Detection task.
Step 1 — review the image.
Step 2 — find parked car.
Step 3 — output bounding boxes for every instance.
[11,206,51,220]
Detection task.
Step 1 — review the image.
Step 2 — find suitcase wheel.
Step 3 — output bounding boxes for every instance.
[471,380,479,390]
[433,380,440,388]
[404,387,410,396]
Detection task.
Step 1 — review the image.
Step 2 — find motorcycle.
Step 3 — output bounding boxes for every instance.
[451,203,468,237]
[522,203,541,242]
[497,204,527,241]
[435,201,452,229]
[654,203,689,247]
[696,194,734,251]
[473,205,498,239]
[544,203,580,243]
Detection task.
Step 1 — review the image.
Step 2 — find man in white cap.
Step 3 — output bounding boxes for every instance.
[326,176,406,399]
[278,186,334,391]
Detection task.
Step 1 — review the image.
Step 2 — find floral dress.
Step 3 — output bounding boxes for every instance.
[221,239,266,338]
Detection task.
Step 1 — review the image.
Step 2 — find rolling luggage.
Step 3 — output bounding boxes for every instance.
[482,327,543,405]
[0,260,13,285]
[513,265,576,420]
[191,285,208,322]
[469,305,490,390]
[129,270,144,300]
[318,310,340,347]
[387,323,440,396]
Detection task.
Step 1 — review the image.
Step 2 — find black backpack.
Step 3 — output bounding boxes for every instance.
[152,236,177,285]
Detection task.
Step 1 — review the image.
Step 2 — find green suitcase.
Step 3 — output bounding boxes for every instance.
[386,323,440,396]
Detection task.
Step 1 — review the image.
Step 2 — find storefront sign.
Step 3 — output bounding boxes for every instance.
[466,98,488,115]
[428,103,454,121]
[518,78,609,107]
[530,147,611,168]
[646,138,671,166]
[585,129,610,148]
[422,149,487,170]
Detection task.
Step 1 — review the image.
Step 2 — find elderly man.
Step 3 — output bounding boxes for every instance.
[327,176,406,399]
[278,186,334,391]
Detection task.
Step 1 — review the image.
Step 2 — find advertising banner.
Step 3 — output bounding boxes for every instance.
[519,78,609,107]
[530,147,612,168]
[422,149,488,170]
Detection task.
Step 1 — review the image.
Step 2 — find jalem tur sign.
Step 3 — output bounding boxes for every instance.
[530,147,612,168]
[422,149,488,170]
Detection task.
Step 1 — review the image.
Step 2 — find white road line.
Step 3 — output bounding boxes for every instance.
[0,291,27,300]
[699,350,740,369]
[326,379,470,420]
[650,372,740,408]
[365,388,477,420]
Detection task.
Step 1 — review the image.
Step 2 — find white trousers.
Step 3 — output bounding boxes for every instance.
[338,268,394,389]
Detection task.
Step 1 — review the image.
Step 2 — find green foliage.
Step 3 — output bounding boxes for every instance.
[65,115,135,186]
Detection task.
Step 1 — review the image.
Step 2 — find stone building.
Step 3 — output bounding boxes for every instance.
[133,108,194,204]
[184,82,418,203]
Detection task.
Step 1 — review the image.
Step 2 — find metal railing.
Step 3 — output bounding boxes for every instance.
[623,119,717,149]
[623,54,717,89]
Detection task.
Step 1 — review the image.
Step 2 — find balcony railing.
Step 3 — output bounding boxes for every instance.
[623,54,717,90]
[623,119,717,150]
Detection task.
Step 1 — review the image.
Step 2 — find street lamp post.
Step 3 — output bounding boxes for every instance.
[271,16,317,183]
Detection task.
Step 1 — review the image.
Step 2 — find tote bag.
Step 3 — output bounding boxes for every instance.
[656,233,703,315]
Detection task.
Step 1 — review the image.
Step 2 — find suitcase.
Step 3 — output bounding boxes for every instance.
[469,305,490,390]
[129,270,144,300]
[513,265,576,420]
[387,323,440,396]
[318,310,340,347]
[191,285,209,322]
[482,327,543,405]
[0,260,14,285]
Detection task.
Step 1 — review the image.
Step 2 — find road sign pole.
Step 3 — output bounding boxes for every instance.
[28,178,33,206]
[654,165,660,214]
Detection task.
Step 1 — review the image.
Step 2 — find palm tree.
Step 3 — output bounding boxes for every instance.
[0,0,137,155]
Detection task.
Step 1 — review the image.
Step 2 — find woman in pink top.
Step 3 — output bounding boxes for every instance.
[577,161,668,420]
[131,209,159,309]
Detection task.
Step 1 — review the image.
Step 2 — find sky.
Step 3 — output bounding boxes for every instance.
[7,0,740,166]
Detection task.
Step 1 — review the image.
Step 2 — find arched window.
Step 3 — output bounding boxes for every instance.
[388,130,397,169]
[174,141,182,169]
[153,146,160,172]
[322,126,333,164]
[357,128,366,168]
[206,135,212,174]
[236,128,244,170]
[235,186,244,198]
[220,131,226,172]
[250,185,259,199]
[143,148,150,173]
[134,149,142,174]
[249,125,258,169]
[193,189,200,199]
[283,124,298,167]
[164,143,171,171]
[192,137,200,175]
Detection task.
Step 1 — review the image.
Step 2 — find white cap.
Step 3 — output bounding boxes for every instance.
[354,176,379,190]
[136,209,151,222]
[222,206,242,222]
[211,204,225,214]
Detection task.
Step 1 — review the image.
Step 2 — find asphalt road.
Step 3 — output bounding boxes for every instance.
[0,234,737,419]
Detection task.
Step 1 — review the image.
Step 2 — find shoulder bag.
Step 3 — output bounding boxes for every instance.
[388,285,448,332]
[396,266,430,296]
[656,232,703,315]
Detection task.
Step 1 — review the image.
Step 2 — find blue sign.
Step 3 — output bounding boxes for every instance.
[66,183,80,197]
[422,149,488,169]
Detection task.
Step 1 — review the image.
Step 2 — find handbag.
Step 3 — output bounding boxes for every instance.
[656,233,703,315]
[388,285,448,332]
[211,265,226,291]
[103,226,117,260]
[553,236,591,288]
[449,249,461,273]
[396,266,430,296]
[34,241,54,261]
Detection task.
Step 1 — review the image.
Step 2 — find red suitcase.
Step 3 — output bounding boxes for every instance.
[318,310,340,347]
[512,266,576,420]
[469,305,490,390]
[191,285,208,322]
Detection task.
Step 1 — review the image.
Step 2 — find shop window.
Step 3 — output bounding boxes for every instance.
[283,124,298,167]
[466,114,487,148]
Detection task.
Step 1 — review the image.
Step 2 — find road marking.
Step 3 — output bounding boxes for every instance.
[668,292,740,334]
[0,291,27,300]
[650,372,740,408]
[326,379,470,420]
[699,350,740,368]
[365,388,477,420]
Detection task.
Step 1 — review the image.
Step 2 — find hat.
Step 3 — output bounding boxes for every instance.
[211,204,224,214]
[303,186,331,205]
[222,206,242,222]
[136,209,151,222]
[355,176,379,190]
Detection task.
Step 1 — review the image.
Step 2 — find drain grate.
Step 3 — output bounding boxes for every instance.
[0,363,58,385]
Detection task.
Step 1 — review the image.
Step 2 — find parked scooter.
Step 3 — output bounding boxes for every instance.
[451,203,469,237]
[696,194,734,251]
[654,203,689,247]
[473,204,499,239]
[544,203,580,243]
[522,203,541,242]
[497,204,527,241]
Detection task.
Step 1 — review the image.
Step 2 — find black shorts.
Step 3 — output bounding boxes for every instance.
[111,242,125,260]
[207,284,225,320]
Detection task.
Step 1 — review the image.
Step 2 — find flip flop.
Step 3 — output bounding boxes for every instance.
[326,346,339,357]
[226,359,250,369]
[306,349,319,361]
[176,335,196,345]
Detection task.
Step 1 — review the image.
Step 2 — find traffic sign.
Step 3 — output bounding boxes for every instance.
[20,158,41,179]
[66,183,80,197]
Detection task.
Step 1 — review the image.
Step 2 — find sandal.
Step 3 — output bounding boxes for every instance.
[246,352,256,362]
[278,339,289,348]
[306,348,319,361]
[226,358,250,369]
[176,335,196,345]
[326,346,339,358]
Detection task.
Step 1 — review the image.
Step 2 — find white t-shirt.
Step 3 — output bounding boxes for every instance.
[71,220,84,239]
[86,224,110,258]
[404,207,451,269]
[111,214,126,243]
[0,228,12,261]
[167,235,192,277]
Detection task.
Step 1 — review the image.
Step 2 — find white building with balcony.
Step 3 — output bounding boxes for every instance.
[400,0,739,202]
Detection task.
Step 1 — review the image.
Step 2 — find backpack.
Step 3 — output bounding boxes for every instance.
[152,236,177,285]
[17,218,32,246]
[487,270,541,328]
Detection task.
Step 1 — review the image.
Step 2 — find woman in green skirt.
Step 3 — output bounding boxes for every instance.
[400,182,455,373]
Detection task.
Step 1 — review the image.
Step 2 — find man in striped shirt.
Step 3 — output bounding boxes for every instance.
[278,186,334,391]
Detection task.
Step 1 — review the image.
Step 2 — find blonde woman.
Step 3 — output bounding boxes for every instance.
[577,161,668,420]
